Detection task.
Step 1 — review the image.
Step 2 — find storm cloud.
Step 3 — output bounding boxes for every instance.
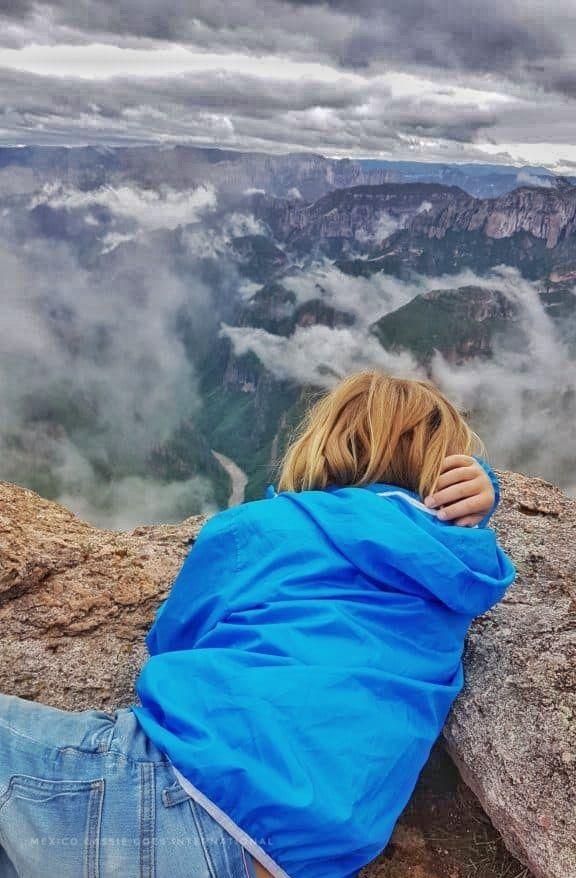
[0,0,563,82]
[0,1,574,164]
[0,64,501,155]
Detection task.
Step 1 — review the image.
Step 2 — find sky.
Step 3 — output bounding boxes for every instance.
[1,0,576,168]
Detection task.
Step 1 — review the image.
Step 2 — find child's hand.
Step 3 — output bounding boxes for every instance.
[423,454,495,527]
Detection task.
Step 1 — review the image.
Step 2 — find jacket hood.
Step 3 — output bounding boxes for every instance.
[280,482,516,617]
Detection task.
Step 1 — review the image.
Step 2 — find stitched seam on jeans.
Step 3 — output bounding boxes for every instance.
[85,780,104,878]
[0,778,17,847]
[0,716,127,758]
[55,745,168,766]
[3,775,99,793]
[190,800,217,878]
[0,716,47,747]
[139,763,156,878]
[103,747,169,767]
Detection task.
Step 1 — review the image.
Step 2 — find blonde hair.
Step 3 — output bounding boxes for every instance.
[277,370,484,499]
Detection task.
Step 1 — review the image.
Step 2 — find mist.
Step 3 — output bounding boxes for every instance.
[225,263,576,494]
[0,182,240,527]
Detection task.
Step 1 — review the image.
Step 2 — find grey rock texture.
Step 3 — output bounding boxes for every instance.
[0,473,573,877]
[253,183,468,249]
[253,179,576,254]
[443,472,576,878]
[409,181,576,248]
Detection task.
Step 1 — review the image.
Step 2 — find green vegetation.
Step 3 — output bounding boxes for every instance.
[371,286,518,365]
[196,341,301,501]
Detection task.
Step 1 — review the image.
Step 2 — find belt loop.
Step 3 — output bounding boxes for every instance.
[89,709,117,753]
[161,777,193,808]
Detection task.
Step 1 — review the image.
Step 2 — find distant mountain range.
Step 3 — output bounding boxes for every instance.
[0,144,566,200]
[250,178,576,276]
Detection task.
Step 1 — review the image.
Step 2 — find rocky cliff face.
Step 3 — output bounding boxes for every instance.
[408,181,576,249]
[252,183,469,254]
[0,147,560,201]
[444,473,576,878]
[247,179,576,281]
[0,474,574,877]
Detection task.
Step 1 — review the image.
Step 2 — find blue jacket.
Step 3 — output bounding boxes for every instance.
[133,459,515,878]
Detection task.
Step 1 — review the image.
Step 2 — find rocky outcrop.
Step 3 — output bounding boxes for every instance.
[371,285,519,365]
[0,483,201,708]
[248,179,576,278]
[410,180,576,248]
[0,474,574,878]
[250,179,576,260]
[252,183,468,253]
[443,472,576,878]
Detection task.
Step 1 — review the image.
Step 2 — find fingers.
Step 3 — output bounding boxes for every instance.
[425,475,484,510]
[439,454,476,472]
[434,464,478,492]
[424,454,492,527]
[434,493,487,522]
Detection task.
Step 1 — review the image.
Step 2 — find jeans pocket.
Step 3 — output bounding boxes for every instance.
[0,774,104,878]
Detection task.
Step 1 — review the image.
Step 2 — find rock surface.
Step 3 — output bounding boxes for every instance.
[0,473,574,878]
[253,179,576,255]
[0,482,201,709]
[410,181,576,248]
[443,472,576,878]
[253,183,467,251]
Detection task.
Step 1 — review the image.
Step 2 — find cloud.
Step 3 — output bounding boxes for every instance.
[58,470,217,530]
[0,0,567,95]
[221,321,422,386]
[0,17,572,165]
[278,261,536,328]
[0,0,561,86]
[278,262,425,325]
[0,0,576,164]
[224,260,576,493]
[515,170,555,189]
[30,181,218,230]
[181,210,267,260]
[429,268,576,491]
[277,1,561,81]
[0,208,220,526]
[354,211,400,245]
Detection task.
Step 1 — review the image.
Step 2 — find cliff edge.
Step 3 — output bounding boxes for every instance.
[0,473,574,878]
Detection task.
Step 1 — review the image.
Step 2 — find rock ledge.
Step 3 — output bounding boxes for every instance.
[0,473,574,878]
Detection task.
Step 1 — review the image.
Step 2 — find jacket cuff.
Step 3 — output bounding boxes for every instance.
[473,455,500,528]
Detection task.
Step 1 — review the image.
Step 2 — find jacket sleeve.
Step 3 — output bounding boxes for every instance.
[473,455,501,528]
[145,506,242,655]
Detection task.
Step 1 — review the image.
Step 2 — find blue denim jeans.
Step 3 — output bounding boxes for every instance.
[0,695,258,878]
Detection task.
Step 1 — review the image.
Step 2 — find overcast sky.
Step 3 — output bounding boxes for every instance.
[1,0,576,168]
